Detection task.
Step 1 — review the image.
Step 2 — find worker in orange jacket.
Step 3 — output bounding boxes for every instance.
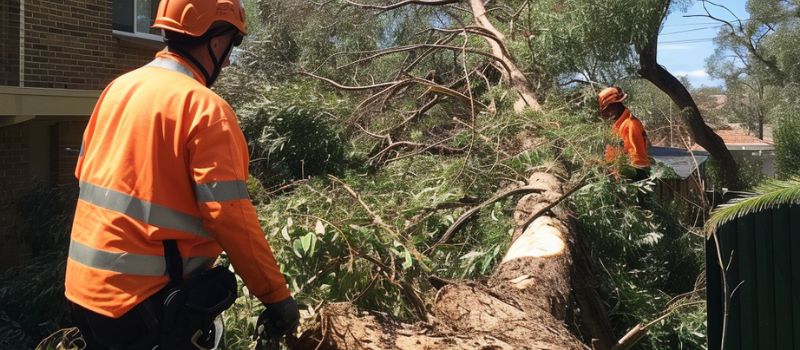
[64,0,298,348]
[598,86,651,181]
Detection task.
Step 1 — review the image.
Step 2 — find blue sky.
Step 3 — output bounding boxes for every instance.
[659,0,749,88]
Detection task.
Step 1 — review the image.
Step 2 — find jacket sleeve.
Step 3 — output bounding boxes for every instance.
[626,120,650,167]
[187,115,291,305]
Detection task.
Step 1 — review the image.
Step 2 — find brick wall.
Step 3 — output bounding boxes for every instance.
[23,0,157,90]
[0,124,32,201]
[0,119,85,269]
[0,0,20,86]
[52,120,85,186]
[0,123,33,246]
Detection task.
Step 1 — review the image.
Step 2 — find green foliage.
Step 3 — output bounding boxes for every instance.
[705,176,800,235]
[222,153,522,347]
[705,0,800,139]
[14,183,74,255]
[644,303,708,350]
[774,101,800,178]
[705,155,765,191]
[517,0,675,85]
[0,183,74,348]
[570,173,705,349]
[238,83,352,187]
[0,252,68,350]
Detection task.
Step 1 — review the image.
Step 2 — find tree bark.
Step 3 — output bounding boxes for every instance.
[292,173,589,349]
[468,0,541,112]
[638,30,741,190]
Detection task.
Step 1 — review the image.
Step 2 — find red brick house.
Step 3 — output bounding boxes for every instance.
[0,0,162,267]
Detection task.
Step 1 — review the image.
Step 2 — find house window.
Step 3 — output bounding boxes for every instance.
[112,0,160,38]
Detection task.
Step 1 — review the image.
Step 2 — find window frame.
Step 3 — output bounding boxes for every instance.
[112,0,162,43]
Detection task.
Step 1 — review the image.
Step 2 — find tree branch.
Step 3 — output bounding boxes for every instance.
[301,71,400,91]
[344,0,459,11]
[428,185,545,252]
[519,179,587,231]
[340,43,514,77]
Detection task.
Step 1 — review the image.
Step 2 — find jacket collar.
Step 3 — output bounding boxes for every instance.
[151,50,207,86]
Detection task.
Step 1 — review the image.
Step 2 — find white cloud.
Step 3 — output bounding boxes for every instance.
[658,44,693,51]
[674,69,709,78]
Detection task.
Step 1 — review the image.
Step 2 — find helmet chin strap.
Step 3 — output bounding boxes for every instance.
[172,46,212,85]
[205,37,235,87]
[171,29,237,87]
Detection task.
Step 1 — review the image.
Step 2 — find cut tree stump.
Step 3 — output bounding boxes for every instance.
[291,173,594,349]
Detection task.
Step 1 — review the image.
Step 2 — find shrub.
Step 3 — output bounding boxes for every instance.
[774,108,800,178]
[14,182,75,256]
[0,252,68,349]
[1,183,75,349]
[238,83,352,187]
[569,174,705,349]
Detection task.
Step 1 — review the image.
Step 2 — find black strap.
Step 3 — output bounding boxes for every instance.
[162,240,183,286]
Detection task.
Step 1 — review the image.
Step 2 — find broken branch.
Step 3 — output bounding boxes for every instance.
[429,185,546,252]
[344,0,459,11]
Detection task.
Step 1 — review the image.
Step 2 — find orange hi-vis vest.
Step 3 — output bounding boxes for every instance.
[65,51,290,318]
[604,108,650,168]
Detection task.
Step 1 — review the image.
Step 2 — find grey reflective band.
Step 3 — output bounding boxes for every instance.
[79,140,85,157]
[146,58,194,79]
[195,180,249,202]
[79,181,210,238]
[69,240,213,276]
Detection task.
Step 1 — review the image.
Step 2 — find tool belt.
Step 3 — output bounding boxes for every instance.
[158,240,238,349]
[66,240,237,349]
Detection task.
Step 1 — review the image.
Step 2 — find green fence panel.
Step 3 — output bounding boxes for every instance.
[708,204,800,350]
[754,211,775,350]
[719,221,741,350]
[737,214,758,350]
[707,235,723,350]
[773,207,793,350]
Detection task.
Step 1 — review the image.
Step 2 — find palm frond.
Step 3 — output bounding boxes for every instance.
[705,176,800,236]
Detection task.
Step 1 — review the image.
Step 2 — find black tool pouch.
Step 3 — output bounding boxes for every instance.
[158,240,238,349]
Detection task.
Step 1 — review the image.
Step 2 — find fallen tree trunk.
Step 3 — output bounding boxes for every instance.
[292,173,590,349]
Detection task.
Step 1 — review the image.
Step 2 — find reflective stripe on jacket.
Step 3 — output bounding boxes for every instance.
[604,108,650,168]
[65,51,290,318]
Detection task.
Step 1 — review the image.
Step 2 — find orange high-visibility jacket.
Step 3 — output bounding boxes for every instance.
[65,51,290,318]
[604,108,650,168]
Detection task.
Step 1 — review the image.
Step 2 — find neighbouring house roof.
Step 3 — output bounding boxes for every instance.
[650,146,709,179]
[691,128,774,152]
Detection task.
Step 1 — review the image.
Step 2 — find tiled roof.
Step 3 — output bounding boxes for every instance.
[715,129,773,145]
[691,128,774,151]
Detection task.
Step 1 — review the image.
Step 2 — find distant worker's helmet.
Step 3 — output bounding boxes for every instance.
[152,0,247,37]
[597,86,628,111]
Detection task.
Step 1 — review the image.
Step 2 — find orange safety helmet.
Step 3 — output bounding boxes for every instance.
[597,86,628,111]
[152,0,247,37]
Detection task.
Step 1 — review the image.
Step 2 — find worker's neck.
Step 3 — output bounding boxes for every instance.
[167,47,214,79]
[611,107,627,120]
